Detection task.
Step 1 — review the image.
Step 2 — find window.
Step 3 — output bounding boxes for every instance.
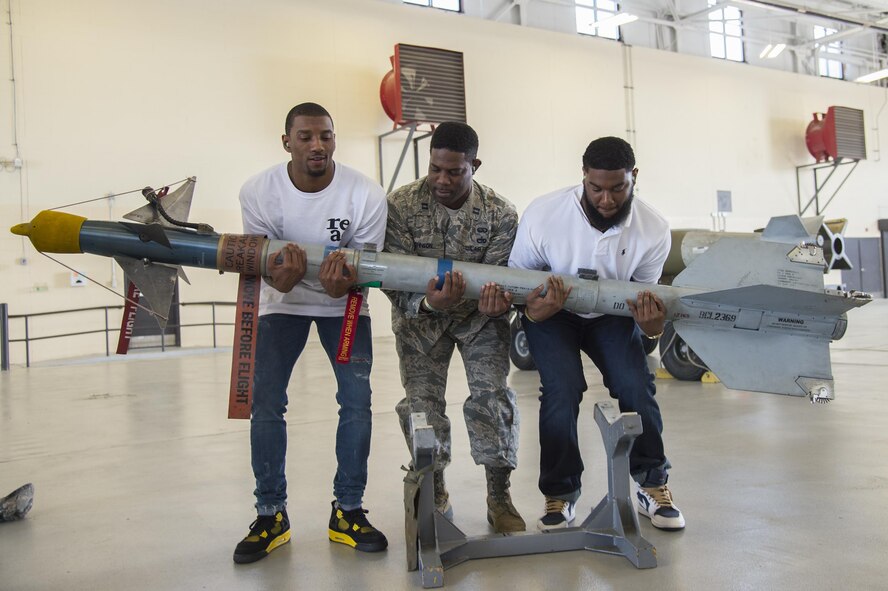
[576,0,621,41]
[814,26,844,79]
[708,0,744,62]
[403,0,461,11]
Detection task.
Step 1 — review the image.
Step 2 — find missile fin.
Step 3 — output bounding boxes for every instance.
[119,221,172,248]
[798,215,825,238]
[681,284,867,317]
[818,218,853,271]
[673,237,824,293]
[113,256,178,330]
[759,215,815,243]
[123,177,196,227]
[672,321,834,398]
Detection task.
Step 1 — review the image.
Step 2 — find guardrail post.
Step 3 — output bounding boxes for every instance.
[104,307,110,357]
[1,303,9,371]
[24,315,30,368]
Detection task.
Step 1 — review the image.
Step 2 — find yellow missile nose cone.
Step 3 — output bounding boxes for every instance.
[10,222,31,236]
[9,210,86,253]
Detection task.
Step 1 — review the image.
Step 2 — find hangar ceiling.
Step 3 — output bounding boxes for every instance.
[450,0,888,82]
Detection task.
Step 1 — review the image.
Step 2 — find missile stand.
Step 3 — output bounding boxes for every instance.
[404,401,656,588]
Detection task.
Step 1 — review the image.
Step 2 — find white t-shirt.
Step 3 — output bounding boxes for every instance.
[240,162,387,317]
[508,184,670,318]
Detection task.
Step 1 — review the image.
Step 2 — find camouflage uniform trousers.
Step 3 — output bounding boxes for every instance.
[395,318,519,471]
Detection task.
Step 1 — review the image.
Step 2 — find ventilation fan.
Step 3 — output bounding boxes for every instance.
[380,43,466,125]
[805,106,866,162]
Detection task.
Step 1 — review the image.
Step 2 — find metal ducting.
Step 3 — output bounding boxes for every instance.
[380,43,466,126]
[805,106,866,162]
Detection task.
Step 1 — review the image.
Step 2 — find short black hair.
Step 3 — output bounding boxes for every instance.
[284,102,333,134]
[582,136,636,171]
[430,121,478,160]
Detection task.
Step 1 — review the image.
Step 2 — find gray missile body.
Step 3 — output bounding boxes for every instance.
[11,208,871,403]
[662,217,852,280]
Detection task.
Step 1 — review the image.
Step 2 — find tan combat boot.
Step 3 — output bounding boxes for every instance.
[434,469,453,519]
[485,466,526,532]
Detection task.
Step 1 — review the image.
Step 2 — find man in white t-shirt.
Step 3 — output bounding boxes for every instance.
[508,136,685,532]
[233,103,388,564]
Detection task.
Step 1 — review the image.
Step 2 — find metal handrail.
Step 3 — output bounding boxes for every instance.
[0,301,236,369]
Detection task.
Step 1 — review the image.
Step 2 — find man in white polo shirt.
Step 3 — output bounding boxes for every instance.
[508,136,685,532]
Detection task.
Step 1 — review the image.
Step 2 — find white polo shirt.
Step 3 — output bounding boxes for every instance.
[508,184,670,318]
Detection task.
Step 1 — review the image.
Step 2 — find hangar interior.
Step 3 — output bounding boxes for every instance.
[1,0,888,589]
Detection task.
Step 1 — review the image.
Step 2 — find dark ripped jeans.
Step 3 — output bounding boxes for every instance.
[250,313,373,514]
[523,311,668,502]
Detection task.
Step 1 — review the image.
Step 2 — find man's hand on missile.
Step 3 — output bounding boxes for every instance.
[425,271,466,310]
[319,250,357,299]
[525,275,571,322]
[478,282,512,317]
[626,290,666,337]
[265,243,306,293]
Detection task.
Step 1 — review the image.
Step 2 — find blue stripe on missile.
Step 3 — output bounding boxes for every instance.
[80,222,220,270]
[436,258,453,290]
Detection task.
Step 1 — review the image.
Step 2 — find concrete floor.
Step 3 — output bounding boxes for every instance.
[1,300,886,591]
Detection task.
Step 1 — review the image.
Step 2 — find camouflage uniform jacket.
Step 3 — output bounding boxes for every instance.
[383,177,519,353]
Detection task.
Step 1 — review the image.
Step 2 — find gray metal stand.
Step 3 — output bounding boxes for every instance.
[378,124,433,194]
[405,401,656,588]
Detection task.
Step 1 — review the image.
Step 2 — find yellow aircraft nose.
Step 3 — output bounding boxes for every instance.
[9,210,86,253]
[10,222,30,236]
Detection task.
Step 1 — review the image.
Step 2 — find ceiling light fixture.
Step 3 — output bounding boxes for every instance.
[590,12,639,29]
[855,68,888,83]
[767,43,786,58]
[760,43,786,59]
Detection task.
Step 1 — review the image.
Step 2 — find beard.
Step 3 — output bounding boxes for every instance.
[306,161,330,177]
[584,189,634,231]
[303,155,333,178]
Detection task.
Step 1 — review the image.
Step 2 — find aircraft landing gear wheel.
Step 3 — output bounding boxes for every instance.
[658,323,708,381]
[509,313,537,371]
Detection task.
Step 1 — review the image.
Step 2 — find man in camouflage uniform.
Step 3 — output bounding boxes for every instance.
[384,121,525,533]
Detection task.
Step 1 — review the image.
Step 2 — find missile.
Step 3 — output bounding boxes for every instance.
[662,217,852,281]
[11,207,870,403]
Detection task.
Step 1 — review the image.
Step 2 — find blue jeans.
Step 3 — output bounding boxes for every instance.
[523,311,668,502]
[251,313,373,515]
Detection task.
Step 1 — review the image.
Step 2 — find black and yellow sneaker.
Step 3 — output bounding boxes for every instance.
[328,501,388,552]
[233,510,291,564]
